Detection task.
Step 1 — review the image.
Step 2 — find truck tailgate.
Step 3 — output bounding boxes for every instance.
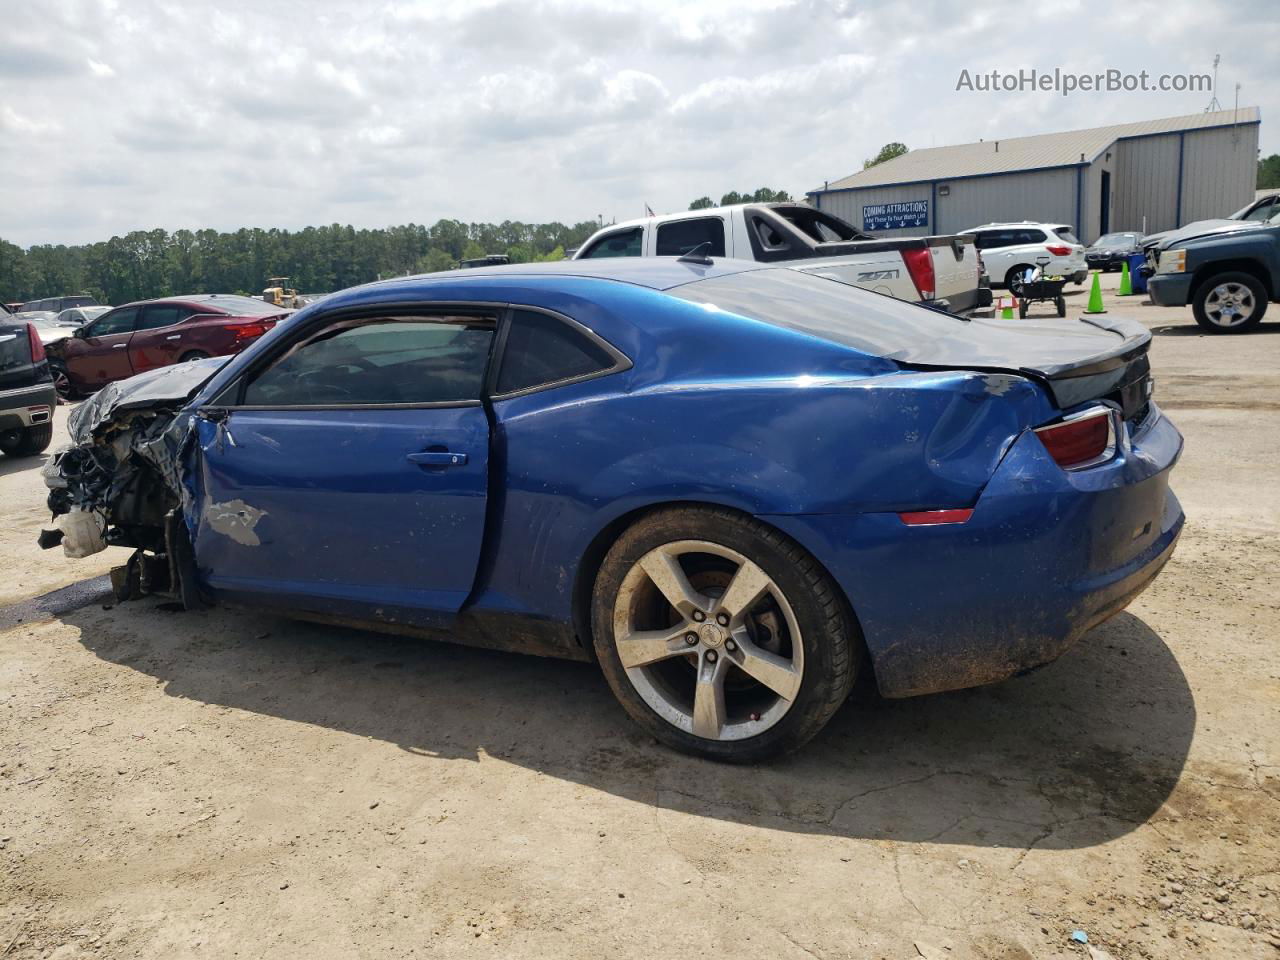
[928,235,981,309]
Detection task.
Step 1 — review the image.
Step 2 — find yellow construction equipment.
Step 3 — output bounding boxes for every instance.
[261,277,301,309]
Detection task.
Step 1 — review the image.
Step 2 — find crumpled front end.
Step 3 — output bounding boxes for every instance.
[40,358,225,601]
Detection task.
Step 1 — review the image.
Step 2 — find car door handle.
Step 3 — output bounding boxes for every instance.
[166,334,181,340]
[112,343,127,349]
[407,451,468,466]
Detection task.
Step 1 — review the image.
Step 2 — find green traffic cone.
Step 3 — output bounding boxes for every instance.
[1001,298,1014,319]
[1084,272,1107,314]
[1118,260,1133,296]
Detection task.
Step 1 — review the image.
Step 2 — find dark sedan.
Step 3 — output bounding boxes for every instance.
[46,295,289,399]
[1086,232,1145,271]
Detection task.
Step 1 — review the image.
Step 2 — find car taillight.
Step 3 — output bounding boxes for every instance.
[1045,244,1071,256]
[230,319,274,341]
[1034,408,1115,469]
[901,247,936,300]
[26,322,45,362]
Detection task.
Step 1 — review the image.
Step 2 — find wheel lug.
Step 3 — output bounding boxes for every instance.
[684,633,697,645]
[692,611,705,622]
[725,639,736,652]
[705,650,717,663]
[716,613,729,626]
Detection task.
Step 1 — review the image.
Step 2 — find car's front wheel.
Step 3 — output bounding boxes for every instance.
[592,506,857,762]
[1192,271,1268,333]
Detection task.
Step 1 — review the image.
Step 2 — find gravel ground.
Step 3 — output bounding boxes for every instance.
[1,270,1278,959]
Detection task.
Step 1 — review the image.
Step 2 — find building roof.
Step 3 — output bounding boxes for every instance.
[816,107,1262,192]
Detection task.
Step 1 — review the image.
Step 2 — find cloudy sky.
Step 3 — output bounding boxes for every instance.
[2,0,1276,247]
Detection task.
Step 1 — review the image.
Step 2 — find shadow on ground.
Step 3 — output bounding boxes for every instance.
[52,592,1194,850]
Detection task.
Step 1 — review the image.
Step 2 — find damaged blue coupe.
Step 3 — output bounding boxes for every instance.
[42,258,1183,761]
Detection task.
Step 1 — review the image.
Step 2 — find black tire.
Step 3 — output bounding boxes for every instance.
[0,423,53,457]
[1056,296,1067,318]
[591,505,858,762]
[50,360,76,401]
[1005,264,1032,293]
[179,350,212,362]
[1192,271,1268,334]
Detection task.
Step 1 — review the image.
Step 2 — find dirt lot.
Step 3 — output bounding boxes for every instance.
[2,271,1278,959]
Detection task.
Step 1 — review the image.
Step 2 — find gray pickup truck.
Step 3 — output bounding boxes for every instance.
[1147,220,1280,333]
[0,316,57,457]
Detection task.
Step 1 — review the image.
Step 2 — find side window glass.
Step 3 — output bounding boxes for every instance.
[87,307,138,336]
[138,305,189,330]
[242,316,495,406]
[580,228,643,258]
[655,218,727,257]
[496,309,619,395]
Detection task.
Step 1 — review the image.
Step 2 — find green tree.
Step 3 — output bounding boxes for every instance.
[688,196,714,210]
[1260,154,1280,189]
[863,142,908,169]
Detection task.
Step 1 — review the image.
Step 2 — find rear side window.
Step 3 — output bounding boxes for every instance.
[137,304,189,330]
[1053,227,1080,244]
[655,218,726,257]
[1016,229,1050,244]
[580,228,643,259]
[242,316,494,406]
[64,296,97,308]
[974,230,1012,249]
[496,309,619,395]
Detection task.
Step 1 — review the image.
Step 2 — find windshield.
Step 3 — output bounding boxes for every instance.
[1094,233,1139,246]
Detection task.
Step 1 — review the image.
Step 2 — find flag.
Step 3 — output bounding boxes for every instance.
[645,203,655,217]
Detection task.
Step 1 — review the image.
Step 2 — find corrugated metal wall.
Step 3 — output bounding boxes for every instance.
[1113,134,1182,235]
[936,168,1076,234]
[1179,122,1259,223]
[813,169,1077,237]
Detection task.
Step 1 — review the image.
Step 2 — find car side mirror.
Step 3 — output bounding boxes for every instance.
[71,327,85,339]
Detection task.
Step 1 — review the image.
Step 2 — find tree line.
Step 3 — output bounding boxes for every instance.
[0,219,602,305]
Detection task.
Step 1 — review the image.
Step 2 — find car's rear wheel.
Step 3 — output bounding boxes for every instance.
[50,361,76,401]
[1005,264,1032,292]
[0,423,53,457]
[1192,272,1268,333]
[591,506,857,762]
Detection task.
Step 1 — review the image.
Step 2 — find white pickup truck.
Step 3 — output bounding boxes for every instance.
[572,203,992,316]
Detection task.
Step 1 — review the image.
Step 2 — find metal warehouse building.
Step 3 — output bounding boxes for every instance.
[807,107,1260,243]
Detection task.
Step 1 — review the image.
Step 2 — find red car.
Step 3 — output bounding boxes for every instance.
[46,295,288,399]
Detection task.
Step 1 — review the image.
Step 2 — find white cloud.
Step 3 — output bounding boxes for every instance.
[0,0,1275,246]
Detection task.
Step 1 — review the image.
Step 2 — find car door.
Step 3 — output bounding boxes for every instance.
[129,302,196,374]
[61,306,139,389]
[190,309,497,626]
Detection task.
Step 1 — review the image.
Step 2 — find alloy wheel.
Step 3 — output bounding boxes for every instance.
[1205,282,1258,328]
[612,540,803,741]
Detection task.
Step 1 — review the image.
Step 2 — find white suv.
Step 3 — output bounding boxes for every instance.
[962,222,1088,289]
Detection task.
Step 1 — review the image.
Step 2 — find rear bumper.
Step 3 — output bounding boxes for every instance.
[767,405,1184,698]
[0,381,57,430]
[1147,272,1193,307]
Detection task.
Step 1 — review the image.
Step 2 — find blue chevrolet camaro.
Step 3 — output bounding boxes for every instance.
[45,257,1183,761]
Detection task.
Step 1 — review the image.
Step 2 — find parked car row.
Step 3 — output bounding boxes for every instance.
[45,295,290,399]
